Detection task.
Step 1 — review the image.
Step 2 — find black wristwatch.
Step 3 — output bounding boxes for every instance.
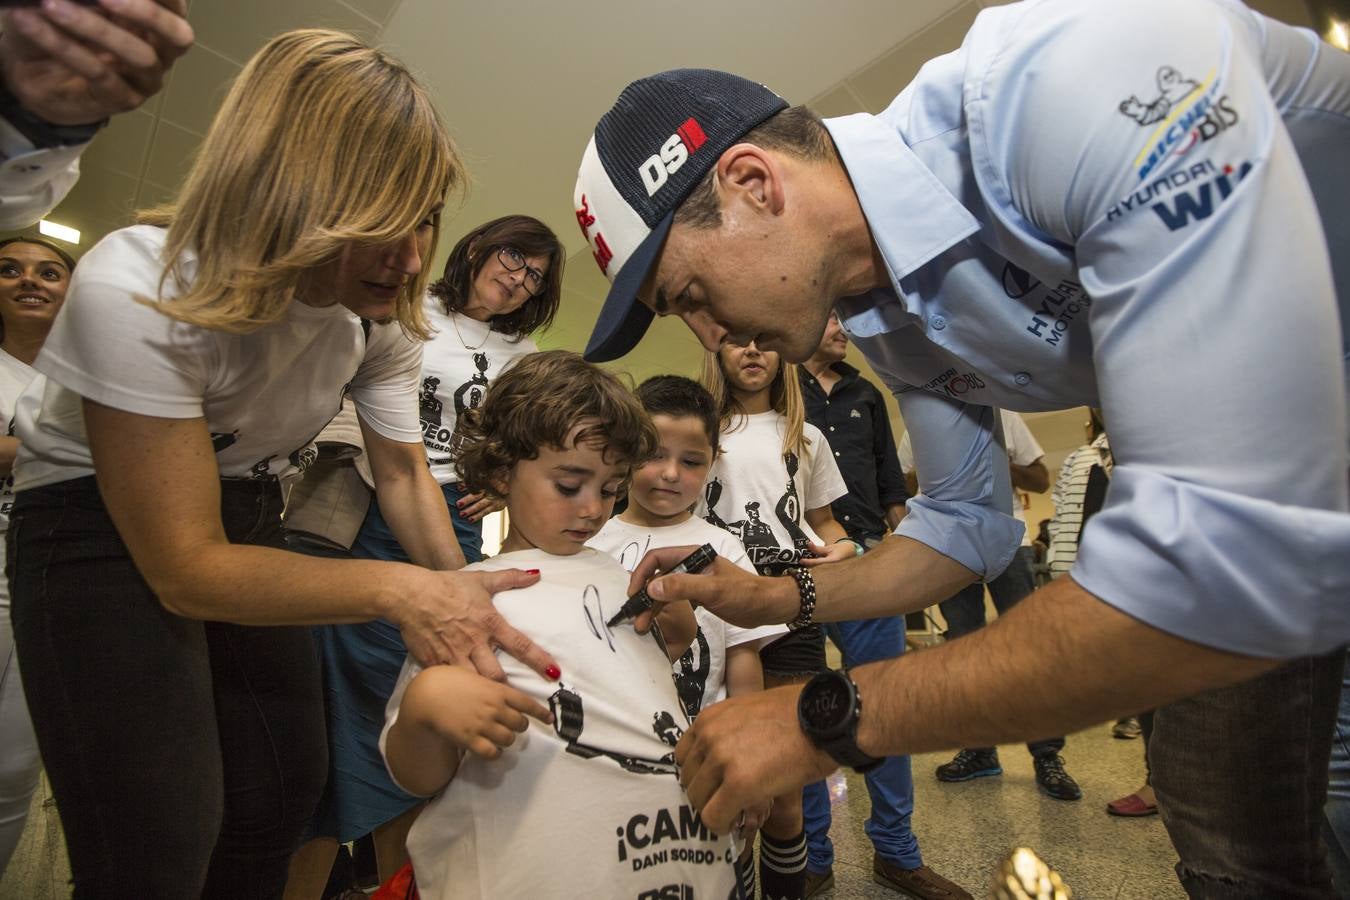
[797,667,882,772]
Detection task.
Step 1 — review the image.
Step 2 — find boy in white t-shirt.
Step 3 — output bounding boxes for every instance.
[380,352,740,900]
[589,375,785,900]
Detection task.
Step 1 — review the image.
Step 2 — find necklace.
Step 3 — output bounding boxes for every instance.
[449,309,491,351]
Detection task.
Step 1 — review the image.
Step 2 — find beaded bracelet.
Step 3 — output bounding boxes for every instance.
[786,566,817,632]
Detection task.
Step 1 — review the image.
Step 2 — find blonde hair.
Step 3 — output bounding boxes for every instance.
[140,29,462,338]
[699,347,808,457]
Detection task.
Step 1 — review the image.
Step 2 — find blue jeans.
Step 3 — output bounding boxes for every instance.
[939,546,1064,758]
[352,481,483,565]
[1323,655,1350,897]
[802,615,921,872]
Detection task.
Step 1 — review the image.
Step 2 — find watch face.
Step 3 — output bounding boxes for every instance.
[800,673,853,736]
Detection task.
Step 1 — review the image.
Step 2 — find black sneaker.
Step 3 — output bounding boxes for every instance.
[935,749,1002,782]
[1033,753,1083,801]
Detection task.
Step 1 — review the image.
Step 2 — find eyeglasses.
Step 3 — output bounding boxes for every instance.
[497,247,546,297]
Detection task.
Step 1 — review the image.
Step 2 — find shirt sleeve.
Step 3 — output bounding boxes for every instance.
[1001,412,1044,467]
[378,655,438,797]
[978,0,1350,656]
[0,117,86,230]
[870,383,910,507]
[350,322,423,444]
[33,230,213,418]
[893,390,1022,580]
[895,430,914,475]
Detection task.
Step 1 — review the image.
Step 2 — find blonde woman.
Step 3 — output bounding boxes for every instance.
[6,31,556,898]
[697,340,853,900]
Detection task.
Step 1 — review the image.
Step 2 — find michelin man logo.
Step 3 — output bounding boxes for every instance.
[1119,66,1199,126]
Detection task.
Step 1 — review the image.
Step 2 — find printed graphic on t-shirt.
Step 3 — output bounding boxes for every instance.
[673,628,713,720]
[704,461,805,575]
[421,352,490,466]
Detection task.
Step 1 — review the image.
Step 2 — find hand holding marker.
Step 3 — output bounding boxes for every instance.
[606,544,718,627]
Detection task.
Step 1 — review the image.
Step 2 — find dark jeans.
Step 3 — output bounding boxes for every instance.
[1150,649,1344,899]
[352,480,483,565]
[1324,656,1350,897]
[939,546,1064,758]
[8,476,327,899]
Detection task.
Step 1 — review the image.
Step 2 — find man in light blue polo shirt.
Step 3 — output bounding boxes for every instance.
[572,0,1350,895]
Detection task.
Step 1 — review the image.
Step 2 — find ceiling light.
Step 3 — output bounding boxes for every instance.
[38,219,80,245]
[1328,19,1349,52]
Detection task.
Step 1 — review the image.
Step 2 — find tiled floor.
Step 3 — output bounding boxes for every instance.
[809,724,1184,899]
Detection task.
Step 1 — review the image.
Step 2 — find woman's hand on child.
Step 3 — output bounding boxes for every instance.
[627,546,797,630]
[415,665,554,760]
[455,491,504,523]
[802,540,856,567]
[395,567,561,683]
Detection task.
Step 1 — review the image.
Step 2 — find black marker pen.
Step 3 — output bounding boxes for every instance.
[606,543,718,627]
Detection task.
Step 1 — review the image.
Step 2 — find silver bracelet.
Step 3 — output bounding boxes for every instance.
[786,566,817,631]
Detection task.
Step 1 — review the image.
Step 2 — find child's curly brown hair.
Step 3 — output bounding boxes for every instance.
[454,350,659,500]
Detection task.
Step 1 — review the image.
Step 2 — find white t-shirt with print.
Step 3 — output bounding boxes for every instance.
[380,548,738,900]
[0,350,37,606]
[898,409,1044,546]
[589,515,787,719]
[417,298,537,484]
[697,411,848,574]
[11,225,422,490]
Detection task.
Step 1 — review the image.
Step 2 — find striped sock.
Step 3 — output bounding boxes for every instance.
[758,830,807,900]
[737,846,757,898]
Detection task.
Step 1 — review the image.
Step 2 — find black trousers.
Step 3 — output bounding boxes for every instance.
[8,476,327,899]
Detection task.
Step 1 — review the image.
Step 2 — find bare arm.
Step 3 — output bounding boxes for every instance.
[385,665,551,797]
[675,576,1277,832]
[631,535,976,630]
[724,644,765,697]
[854,575,1273,753]
[360,418,465,572]
[802,505,855,565]
[883,503,906,530]
[83,400,555,677]
[0,435,18,477]
[903,471,918,498]
[1010,458,1050,494]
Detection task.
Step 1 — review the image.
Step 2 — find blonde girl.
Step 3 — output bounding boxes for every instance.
[699,339,853,900]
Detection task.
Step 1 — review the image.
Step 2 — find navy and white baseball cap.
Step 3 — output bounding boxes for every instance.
[574,69,788,362]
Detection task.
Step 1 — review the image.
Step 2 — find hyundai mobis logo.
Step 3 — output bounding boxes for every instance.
[639,117,707,196]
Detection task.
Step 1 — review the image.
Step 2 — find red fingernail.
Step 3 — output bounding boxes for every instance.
[525,569,540,575]
[545,664,561,680]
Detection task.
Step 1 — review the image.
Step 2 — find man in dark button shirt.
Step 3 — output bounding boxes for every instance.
[797,315,965,900]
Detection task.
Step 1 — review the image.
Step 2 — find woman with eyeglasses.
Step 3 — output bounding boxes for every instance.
[294,215,565,894]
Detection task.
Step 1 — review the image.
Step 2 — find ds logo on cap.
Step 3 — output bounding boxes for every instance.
[639,117,707,196]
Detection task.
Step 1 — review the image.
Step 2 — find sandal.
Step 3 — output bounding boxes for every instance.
[1106,792,1158,817]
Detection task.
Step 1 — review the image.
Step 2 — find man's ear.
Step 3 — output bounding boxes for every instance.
[716,143,787,216]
